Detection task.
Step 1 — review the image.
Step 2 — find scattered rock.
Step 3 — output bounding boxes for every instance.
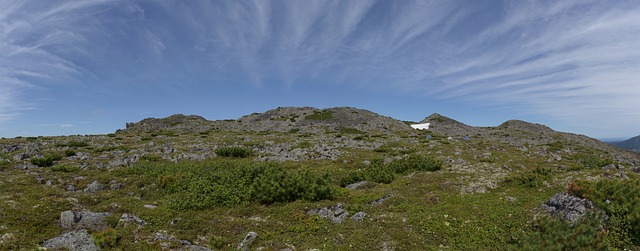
[144,204,158,209]
[118,213,146,226]
[351,212,367,221]
[307,204,349,224]
[60,211,111,231]
[42,229,98,251]
[110,180,124,190]
[345,180,369,190]
[237,231,258,251]
[66,184,77,192]
[83,180,105,193]
[541,192,604,224]
[369,195,391,205]
[505,196,517,203]
[152,231,193,249]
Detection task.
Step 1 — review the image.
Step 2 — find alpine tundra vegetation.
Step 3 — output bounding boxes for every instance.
[1,107,639,250]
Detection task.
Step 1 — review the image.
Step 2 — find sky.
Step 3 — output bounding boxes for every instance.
[1,0,639,140]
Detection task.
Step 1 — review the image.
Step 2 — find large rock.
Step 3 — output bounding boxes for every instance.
[307,204,350,224]
[60,211,111,231]
[237,232,257,251]
[42,229,98,251]
[83,180,105,193]
[541,192,602,223]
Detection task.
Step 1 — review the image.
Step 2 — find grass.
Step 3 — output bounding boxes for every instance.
[0,121,638,250]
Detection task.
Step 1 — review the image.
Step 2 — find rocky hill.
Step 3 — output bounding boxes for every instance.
[1,106,639,250]
[610,135,640,152]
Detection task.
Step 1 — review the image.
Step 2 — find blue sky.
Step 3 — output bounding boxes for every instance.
[1,0,639,140]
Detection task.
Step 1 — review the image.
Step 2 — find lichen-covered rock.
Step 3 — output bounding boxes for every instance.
[118,213,146,226]
[83,180,105,193]
[237,231,257,251]
[60,211,111,231]
[42,229,98,251]
[351,212,367,221]
[541,192,603,223]
[307,204,350,224]
[345,181,369,190]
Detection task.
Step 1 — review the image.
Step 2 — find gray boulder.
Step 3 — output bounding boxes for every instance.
[42,229,98,251]
[541,192,602,223]
[237,231,257,251]
[345,181,369,190]
[118,213,146,226]
[60,211,111,231]
[83,180,105,193]
[307,203,350,224]
[351,212,368,221]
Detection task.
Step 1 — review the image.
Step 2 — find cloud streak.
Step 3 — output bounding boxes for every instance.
[1,0,639,137]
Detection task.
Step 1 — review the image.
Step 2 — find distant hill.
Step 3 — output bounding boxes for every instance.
[610,135,640,152]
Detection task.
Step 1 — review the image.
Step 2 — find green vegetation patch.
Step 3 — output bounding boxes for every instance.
[214,146,254,158]
[133,159,335,209]
[30,154,63,167]
[568,178,640,248]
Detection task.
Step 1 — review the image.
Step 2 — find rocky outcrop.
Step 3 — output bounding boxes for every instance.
[237,232,257,251]
[83,180,105,193]
[541,192,604,223]
[60,211,111,231]
[42,229,98,251]
[419,113,481,137]
[307,204,350,224]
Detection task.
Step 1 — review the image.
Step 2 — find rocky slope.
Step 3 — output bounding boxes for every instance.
[610,135,640,152]
[1,106,639,250]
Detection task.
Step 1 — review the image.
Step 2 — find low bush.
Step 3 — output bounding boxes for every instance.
[340,171,366,187]
[215,146,254,158]
[389,155,442,174]
[252,166,334,203]
[64,149,76,157]
[136,159,335,209]
[503,167,552,188]
[51,164,80,172]
[30,154,63,167]
[521,214,608,250]
[364,160,395,184]
[568,179,640,248]
[572,153,613,169]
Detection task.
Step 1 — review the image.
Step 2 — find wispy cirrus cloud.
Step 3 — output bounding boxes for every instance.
[1,0,639,138]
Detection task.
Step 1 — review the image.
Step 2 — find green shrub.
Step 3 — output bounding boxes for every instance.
[521,214,609,250]
[364,160,395,184]
[165,161,260,209]
[576,154,613,168]
[251,166,334,203]
[389,155,442,174]
[51,164,80,173]
[94,228,120,249]
[569,179,640,248]
[30,154,63,167]
[338,127,365,134]
[292,141,313,149]
[215,147,254,158]
[140,154,162,162]
[56,141,90,147]
[64,149,76,157]
[504,167,553,188]
[340,171,366,187]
